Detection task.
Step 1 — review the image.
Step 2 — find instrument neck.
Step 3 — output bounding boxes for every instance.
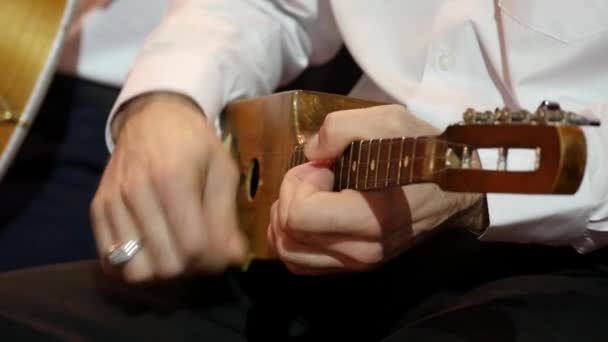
[288,136,447,191]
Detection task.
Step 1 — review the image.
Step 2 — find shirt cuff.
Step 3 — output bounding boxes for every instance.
[104,51,246,153]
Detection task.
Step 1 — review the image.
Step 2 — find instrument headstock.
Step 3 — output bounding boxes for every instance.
[437,101,599,194]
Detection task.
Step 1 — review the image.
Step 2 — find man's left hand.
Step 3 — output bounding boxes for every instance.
[267,104,486,275]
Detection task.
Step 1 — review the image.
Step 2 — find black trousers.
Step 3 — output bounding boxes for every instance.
[0,73,109,271]
[0,229,607,341]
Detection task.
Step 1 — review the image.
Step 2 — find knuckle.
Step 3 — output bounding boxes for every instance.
[319,112,342,141]
[150,165,179,192]
[178,234,205,260]
[285,204,306,232]
[122,265,153,284]
[119,179,145,209]
[155,261,184,280]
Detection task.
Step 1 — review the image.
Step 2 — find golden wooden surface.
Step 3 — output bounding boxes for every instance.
[222,90,381,259]
[0,0,67,153]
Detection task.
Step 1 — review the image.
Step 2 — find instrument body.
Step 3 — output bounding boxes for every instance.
[221,90,380,257]
[0,0,76,181]
[222,90,594,259]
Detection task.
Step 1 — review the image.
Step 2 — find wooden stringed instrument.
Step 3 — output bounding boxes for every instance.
[0,0,76,181]
[221,90,600,260]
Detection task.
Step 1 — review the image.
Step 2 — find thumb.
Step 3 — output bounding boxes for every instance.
[303,118,364,161]
[302,104,411,161]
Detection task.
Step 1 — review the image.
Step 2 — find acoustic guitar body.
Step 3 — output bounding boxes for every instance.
[222,90,382,259]
[0,0,76,181]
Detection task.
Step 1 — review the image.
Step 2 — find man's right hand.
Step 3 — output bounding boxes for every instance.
[90,92,248,283]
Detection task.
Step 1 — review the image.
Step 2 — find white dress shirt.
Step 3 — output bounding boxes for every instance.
[57,0,167,87]
[107,0,608,253]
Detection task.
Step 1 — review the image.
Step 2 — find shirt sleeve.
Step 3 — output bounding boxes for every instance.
[479,102,608,253]
[104,0,342,151]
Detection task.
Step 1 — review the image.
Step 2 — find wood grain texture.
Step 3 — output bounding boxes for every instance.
[0,0,67,157]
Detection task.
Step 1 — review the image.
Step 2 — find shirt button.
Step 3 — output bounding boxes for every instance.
[438,53,453,71]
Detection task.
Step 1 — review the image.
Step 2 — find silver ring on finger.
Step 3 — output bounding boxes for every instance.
[106,239,142,266]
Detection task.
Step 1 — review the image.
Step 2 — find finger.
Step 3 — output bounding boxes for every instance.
[280,161,408,237]
[90,192,115,263]
[274,226,346,270]
[287,179,409,237]
[276,191,385,270]
[90,159,120,263]
[277,208,392,273]
[201,150,248,271]
[154,160,209,272]
[278,162,333,229]
[104,195,155,282]
[123,174,184,280]
[275,179,346,270]
[304,104,434,160]
[289,230,410,267]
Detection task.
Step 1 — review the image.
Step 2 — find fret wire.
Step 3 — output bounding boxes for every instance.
[375,138,382,188]
[346,141,354,189]
[355,141,362,189]
[410,137,417,182]
[364,139,372,190]
[397,137,405,185]
[385,139,392,187]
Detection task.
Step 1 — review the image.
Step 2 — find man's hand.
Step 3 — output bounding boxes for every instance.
[90,92,248,283]
[267,104,486,275]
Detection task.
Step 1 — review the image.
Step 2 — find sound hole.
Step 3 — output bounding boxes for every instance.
[247,158,260,200]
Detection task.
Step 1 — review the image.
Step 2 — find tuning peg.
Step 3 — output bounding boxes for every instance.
[463,108,476,124]
[536,100,601,126]
[493,107,510,123]
[462,101,601,127]
[566,112,601,126]
[537,100,561,112]
[463,108,495,124]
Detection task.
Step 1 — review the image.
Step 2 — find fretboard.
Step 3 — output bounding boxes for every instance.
[288,137,446,191]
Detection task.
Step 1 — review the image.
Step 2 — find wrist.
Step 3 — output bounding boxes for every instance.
[111,91,206,141]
